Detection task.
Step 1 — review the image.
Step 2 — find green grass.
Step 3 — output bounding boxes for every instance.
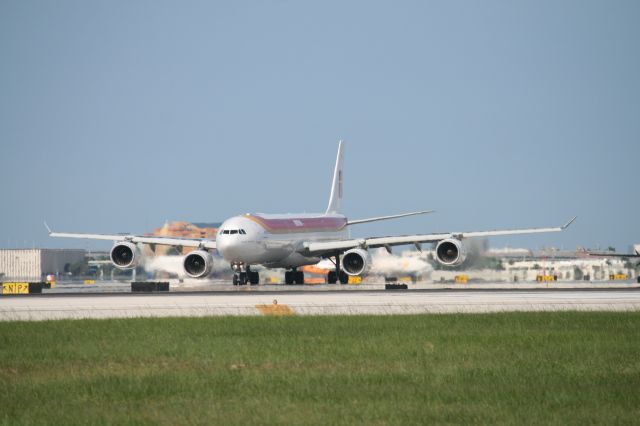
[1,313,640,425]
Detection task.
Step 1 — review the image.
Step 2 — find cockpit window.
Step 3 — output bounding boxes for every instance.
[221,229,246,235]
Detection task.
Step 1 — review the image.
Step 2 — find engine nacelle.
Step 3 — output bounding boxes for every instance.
[110,242,140,269]
[340,248,371,276]
[183,250,214,278]
[435,238,468,266]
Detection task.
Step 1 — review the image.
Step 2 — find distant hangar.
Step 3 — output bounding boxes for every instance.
[0,249,85,281]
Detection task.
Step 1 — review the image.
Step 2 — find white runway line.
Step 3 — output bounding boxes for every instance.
[2,290,640,321]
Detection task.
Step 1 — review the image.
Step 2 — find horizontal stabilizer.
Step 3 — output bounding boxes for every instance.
[347,210,434,226]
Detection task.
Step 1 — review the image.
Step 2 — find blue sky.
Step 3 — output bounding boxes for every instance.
[1,1,638,251]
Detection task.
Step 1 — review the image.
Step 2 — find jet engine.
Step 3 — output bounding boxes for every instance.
[435,238,468,266]
[110,242,140,269]
[183,250,214,278]
[340,248,371,276]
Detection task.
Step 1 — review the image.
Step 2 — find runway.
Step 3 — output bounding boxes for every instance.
[2,288,640,321]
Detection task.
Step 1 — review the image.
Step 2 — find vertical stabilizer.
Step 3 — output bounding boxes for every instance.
[326,140,345,214]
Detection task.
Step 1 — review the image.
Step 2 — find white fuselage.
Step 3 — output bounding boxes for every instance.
[216,213,349,268]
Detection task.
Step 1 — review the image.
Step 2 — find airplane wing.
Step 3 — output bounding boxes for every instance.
[46,224,216,250]
[302,217,576,256]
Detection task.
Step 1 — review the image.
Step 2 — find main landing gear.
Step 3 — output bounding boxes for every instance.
[328,270,348,285]
[232,264,259,286]
[327,253,349,284]
[284,268,304,285]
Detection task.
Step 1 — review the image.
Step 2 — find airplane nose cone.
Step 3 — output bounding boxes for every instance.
[217,216,262,262]
[216,236,230,256]
[217,236,242,261]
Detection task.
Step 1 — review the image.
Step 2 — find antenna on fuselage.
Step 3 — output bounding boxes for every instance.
[325,140,345,215]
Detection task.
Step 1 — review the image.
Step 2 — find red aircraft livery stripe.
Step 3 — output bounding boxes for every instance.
[246,214,347,234]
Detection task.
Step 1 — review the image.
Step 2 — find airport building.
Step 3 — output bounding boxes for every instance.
[429,257,637,283]
[145,221,221,255]
[362,247,639,284]
[0,249,85,281]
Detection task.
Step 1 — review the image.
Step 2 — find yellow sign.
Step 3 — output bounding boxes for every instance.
[455,275,469,284]
[2,282,29,294]
[84,279,96,285]
[609,274,628,280]
[536,275,557,282]
[348,276,362,285]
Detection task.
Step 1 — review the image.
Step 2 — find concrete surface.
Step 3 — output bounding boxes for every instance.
[2,288,640,321]
[40,279,640,294]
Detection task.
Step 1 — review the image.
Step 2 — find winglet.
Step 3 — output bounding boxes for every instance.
[561,216,577,230]
[44,221,52,234]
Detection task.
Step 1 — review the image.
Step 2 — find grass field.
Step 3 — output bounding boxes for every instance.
[1,312,640,425]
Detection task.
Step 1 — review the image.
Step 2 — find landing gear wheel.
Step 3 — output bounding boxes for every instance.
[332,253,348,285]
[238,272,248,285]
[232,274,239,286]
[249,271,259,285]
[294,271,304,285]
[284,271,294,285]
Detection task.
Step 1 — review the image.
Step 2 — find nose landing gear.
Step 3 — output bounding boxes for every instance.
[231,263,259,286]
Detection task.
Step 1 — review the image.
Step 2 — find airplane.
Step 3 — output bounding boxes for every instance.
[47,141,576,285]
